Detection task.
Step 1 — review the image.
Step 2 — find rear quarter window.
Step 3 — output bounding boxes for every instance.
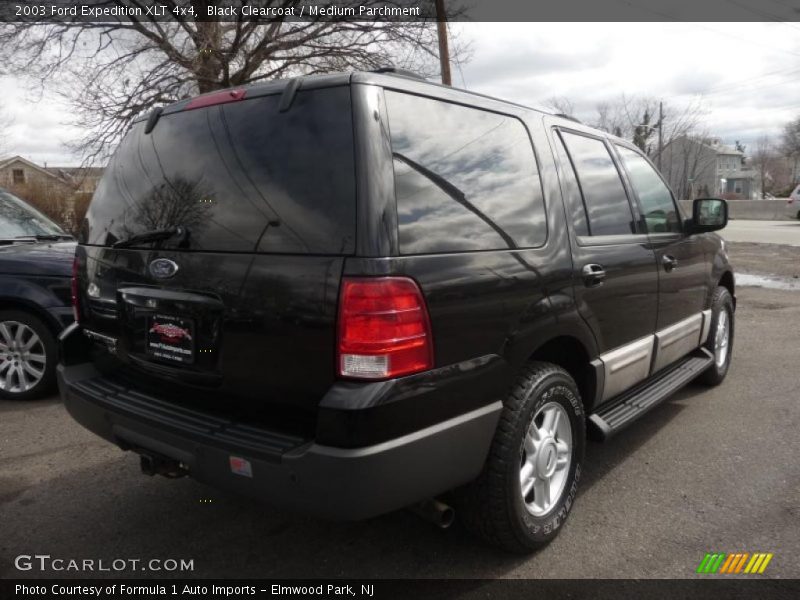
[84,87,356,254]
[385,91,546,254]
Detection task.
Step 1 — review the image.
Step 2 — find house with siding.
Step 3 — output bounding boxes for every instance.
[659,137,760,200]
[0,156,103,228]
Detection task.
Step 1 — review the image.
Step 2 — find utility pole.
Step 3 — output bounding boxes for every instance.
[434,0,452,86]
[657,101,664,171]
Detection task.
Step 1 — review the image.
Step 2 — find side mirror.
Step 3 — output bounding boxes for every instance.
[688,198,728,233]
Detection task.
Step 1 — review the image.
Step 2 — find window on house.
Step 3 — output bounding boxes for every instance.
[12,169,25,184]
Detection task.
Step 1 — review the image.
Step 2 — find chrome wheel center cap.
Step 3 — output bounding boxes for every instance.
[537,437,558,478]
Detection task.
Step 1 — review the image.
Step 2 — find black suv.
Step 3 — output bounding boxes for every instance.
[0,189,75,400]
[58,71,734,552]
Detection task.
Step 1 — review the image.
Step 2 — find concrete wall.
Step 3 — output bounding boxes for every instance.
[679,199,793,221]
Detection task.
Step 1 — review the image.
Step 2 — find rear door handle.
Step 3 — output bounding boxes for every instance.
[582,263,606,287]
[662,255,678,272]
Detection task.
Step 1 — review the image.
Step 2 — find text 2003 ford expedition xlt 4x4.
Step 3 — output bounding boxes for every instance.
[58,70,734,553]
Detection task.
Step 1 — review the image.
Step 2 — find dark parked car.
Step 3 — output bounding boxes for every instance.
[58,71,734,552]
[0,189,75,400]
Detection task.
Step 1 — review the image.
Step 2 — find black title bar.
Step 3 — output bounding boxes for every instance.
[1,0,799,23]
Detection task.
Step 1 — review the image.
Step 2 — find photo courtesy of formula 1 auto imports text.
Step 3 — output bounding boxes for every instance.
[0,1,798,599]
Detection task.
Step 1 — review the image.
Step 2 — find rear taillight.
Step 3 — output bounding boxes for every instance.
[71,257,80,323]
[337,277,433,380]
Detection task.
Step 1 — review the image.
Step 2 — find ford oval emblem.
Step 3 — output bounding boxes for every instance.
[149,258,179,279]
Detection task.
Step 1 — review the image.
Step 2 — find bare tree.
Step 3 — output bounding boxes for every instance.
[545,96,575,117]
[0,1,469,164]
[0,102,12,156]
[750,135,775,198]
[590,95,707,165]
[782,115,800,186]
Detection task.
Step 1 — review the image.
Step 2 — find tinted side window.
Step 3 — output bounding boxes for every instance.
[561,132,635,236]
[85,87,355,254]
[553,132,589,236]
[385,91,546,254]
[617,146,681,234]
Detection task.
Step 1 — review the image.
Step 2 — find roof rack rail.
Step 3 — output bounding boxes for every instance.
[144,107,164,135]
[554,113,582,124]
[371,67,427,81]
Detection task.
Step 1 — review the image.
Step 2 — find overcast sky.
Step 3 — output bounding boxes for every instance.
[1,22,799,166]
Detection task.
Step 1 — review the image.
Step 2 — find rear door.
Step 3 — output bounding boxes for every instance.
[614,144,708,372]
[76,85,356,433]
[549,125,659,402]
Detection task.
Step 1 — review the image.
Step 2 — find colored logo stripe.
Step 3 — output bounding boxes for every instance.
[697,552,773,574]
[745,553,773,574]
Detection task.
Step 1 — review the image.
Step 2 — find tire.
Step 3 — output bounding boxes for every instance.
[698,286,734,386]
[456,362,586,553]
[0,310,58,401]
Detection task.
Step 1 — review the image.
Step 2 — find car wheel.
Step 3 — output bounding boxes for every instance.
[699,287,734,386]
[796,210,800,220]
[0,310,58,401]
[456,362,585,553]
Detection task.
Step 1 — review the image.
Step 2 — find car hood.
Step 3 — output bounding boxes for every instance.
[0,241,76,277]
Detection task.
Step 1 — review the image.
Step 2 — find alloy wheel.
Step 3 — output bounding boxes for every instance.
[519,402,572,516]
[714,309,730,368]
[0,321,47,394]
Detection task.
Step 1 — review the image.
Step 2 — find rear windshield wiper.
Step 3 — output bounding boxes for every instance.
[0,234,71,244]
[112,225,189,249]
[392,152,517,250]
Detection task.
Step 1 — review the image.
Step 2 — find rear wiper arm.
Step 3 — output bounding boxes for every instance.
[112,225,189,249]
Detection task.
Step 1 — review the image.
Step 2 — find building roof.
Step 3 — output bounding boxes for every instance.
[0,155,72,184]
[0,155,103,186]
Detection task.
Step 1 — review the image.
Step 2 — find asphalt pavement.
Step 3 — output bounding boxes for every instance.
[1,283,798,580]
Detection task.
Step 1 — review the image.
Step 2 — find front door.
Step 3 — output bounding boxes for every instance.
[613,144,709,372]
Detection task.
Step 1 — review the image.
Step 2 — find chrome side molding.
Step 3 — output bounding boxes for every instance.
[599,335,654,402]
[652,313,703,373]
[699,309,713,345]
[597,310,712,403]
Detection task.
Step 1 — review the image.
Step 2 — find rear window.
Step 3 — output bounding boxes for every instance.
[385,91,546,254]
[83,87,355,254]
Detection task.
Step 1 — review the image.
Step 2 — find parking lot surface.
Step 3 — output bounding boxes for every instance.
[1,283,798,580]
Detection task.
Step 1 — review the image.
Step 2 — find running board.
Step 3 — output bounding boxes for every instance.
[588,348,714,441]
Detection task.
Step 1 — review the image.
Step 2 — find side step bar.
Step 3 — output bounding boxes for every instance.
[588,348,714,441]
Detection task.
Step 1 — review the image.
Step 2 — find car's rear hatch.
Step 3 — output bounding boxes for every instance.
[75,83,356,436]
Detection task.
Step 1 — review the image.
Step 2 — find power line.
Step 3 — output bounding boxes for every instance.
[663,68,800,102]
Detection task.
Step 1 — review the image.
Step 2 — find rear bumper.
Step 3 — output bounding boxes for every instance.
[57,360,501,520]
